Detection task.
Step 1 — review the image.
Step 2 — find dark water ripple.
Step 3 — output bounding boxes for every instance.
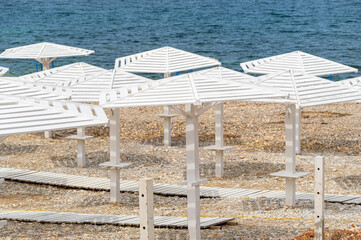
[0,0,360,80]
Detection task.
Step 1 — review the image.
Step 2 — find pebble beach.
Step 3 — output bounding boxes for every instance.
[1,101,361,239]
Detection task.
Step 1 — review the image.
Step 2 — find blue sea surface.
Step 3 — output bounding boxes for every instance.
[0,0,360,80]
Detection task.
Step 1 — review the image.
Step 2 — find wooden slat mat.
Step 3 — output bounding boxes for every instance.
[0,210,232,228]
[1,167,361,204]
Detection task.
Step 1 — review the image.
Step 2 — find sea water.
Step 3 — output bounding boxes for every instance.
[0,0,360,79]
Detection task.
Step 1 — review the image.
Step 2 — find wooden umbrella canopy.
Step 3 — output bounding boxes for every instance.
[0,42,94,70]
[115,46,222,146]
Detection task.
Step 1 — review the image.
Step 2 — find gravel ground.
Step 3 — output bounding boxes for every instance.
[0,102,361,239]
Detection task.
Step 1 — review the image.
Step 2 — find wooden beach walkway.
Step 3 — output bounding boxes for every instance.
[0,210,232,228]
[1,167,360,204]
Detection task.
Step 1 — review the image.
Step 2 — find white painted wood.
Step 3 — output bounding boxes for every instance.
[162,72,173,146]
[337,77,361,103]
[109,108,121,203]
[2,166,361,204]
[0,96,108,138]
[185,104,201,240]
[205,67,361,108]
[0,76,72,140]
[215,102,224,178]
[115,46,221,74]
[19,62,106,88]
[0,210,233,228]
[44,131,53,138]
[76,127,86,167]
[0,42,94,59]
[68,68,151,103]
[271,170,309,178]
[163,105,172,146]
[338,76,361,88]
[295,105,301,154]
[100,72,288,109]
[0,66,9,76]
[0,78,70,100]
[139,178,154,240]
[240,51,358,76]
[285,104,297,207]
[315,156,325,240]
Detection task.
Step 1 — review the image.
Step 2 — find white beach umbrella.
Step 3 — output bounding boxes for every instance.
[0,78,70,100]
[240,51,359,157]
[15,61,105,140]
[0,42,94,70]
[19,62,105,85]
[115,46,222,146]
[99,72,289,240]
[0,95,108,137]
[240,51,358,77]
[115,46,221,74]
[18,62,152,103]
[199,66,361,207]
[59,68,153,103]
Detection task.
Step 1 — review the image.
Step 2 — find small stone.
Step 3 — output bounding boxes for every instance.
[226,221,238,226]
[210,226,221,230]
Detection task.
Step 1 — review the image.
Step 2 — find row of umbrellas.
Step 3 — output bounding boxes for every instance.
[0,42,360,240]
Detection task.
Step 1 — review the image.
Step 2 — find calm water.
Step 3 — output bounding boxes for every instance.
[0,0,360,80]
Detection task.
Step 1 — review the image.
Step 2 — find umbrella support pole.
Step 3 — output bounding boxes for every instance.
[156,106,179,146]
[185,104,202,240]
[271,104,309,207]
[314,156,325,240]
[66,127,93,168]
[44,131,53,138]
[163,106,172,146]
[204,102,233,178]
[41,58,57,139]
[0,179,6,227]
[295,105,301,155]
[175,104,210,239]
[157,73,179,146]
[100,108,131,203]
